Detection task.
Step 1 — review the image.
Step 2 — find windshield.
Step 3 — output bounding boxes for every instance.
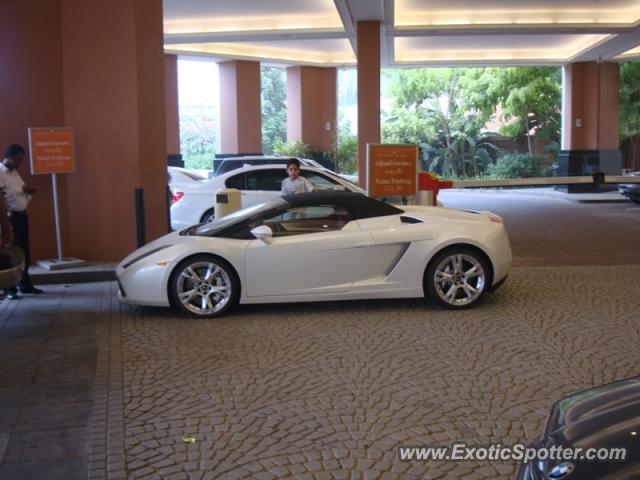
[189,198,288,236]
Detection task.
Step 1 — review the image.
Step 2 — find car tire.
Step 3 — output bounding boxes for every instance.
[169,255,239,319]
[201,209,215,224]
[424,247,490,309]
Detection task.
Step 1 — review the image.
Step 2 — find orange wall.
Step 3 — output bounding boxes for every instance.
[219,60,262,154]
[0,0,65,262]
[60,0,168,260]
[563,62,619,151]
[286,66,337,152]
[357,21,381,186]
[164,54,181,155]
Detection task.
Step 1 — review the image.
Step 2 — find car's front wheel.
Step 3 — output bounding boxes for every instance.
[169,255,239,318]
[425,247,490,309]
[201,209,215,224]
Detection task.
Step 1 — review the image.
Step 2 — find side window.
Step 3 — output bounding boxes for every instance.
[225,173,246,190]
[245,170,287,191]
[299,171,340,190]
[260,204,351,236]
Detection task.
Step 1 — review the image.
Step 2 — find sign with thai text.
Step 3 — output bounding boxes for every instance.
[28,127,75,175]
[366,144,418,197]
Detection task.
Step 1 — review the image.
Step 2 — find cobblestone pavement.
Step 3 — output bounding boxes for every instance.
[2,194,640,480]
[98,265,637,480]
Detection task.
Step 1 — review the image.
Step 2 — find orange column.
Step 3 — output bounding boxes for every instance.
[0,0,64,262]
[560,62,621,190]
[61,0,168,260]
[562,62,619,150]
[164,54,181,159]
[286,66,337,152]
[357,21,381,187]
[218,60,262,155]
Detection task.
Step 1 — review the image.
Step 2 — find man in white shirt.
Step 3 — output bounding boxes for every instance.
[0,144,43,299]
[281,158,314,196]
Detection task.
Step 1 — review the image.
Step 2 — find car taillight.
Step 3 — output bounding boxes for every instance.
[172,191,184,204]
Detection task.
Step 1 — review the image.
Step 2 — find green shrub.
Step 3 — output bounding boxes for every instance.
[273,140,319,158]
[488,153,550,178]
[336,132,358,174]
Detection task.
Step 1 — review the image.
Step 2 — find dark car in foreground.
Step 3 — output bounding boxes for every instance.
[517,377,640,479]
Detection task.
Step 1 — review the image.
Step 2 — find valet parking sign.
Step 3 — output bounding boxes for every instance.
[28,127,75,175]
[366,144,418,198]
[27,127,84,270]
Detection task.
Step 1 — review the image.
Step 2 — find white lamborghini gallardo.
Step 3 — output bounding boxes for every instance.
[117,191,511,318]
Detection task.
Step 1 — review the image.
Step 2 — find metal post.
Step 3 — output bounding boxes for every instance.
[135,188,146,247]
[51,173,64,261]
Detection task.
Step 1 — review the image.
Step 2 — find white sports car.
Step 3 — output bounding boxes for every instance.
[117,191,511,318]
[170,164,363,230]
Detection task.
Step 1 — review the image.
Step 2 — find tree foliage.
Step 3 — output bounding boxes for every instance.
[261,67,287,154]
[381,67,561,178]
[464,67,561,153]
[382,68,497,177]
[180,106,216,170]
[620,61,640,140]
[336,114,358,174]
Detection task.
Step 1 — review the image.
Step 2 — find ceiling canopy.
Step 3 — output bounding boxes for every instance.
[163,0,640,66]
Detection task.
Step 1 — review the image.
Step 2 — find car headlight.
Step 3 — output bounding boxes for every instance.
[121,245,173,269]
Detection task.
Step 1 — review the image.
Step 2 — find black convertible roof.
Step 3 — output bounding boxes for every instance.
[282,191,403,220]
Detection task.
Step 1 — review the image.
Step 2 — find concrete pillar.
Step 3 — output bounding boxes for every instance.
[218,60,262,155]
[61,0,169,259]
[559,61,621,190]
[286,66,337,152]
[357,21,381,186]
[164,54,181,162]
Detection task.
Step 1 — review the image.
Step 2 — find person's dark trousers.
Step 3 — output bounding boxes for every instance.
[4,210,32,293]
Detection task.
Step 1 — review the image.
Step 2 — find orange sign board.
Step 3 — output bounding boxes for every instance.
[28,127,75,175]
[366,144,418,197]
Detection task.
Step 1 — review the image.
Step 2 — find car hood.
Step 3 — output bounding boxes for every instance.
[533,377,640,479]
[118,230,184,269]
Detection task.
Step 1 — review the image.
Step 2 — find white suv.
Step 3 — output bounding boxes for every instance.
[170,164,364,230]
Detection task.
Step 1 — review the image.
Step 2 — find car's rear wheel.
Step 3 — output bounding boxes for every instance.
[425,247,490,309]
[169,255,239,318]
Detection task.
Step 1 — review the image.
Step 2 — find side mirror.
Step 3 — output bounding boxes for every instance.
[250,225,273,244]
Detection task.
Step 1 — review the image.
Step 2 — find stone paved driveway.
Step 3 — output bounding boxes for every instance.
[94,265,639,480]
[1,193,640,480]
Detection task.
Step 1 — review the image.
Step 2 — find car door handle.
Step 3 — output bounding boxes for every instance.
[354,241,374,248]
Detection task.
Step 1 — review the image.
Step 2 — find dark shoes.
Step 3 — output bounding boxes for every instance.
[19,285,44,294]
[1,285,43,300]
[3,289,20,300]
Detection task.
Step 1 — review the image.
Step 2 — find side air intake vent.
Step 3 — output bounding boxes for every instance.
[400,216,423,224]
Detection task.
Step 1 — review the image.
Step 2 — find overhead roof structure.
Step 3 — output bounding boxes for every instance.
[163,0,640,67]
